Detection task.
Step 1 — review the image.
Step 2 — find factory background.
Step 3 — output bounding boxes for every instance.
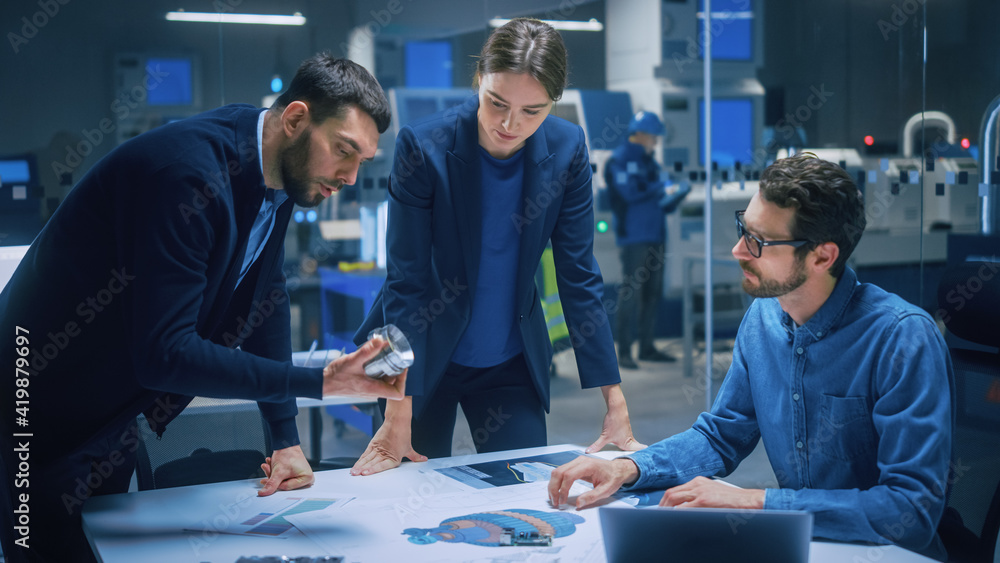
[1,0,998,465]
[3,1,999,180]
[3,1,998,311]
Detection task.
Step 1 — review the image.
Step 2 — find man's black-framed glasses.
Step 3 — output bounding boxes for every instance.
[735,210,811,258]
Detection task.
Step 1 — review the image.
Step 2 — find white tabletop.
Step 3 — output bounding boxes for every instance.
[82,445,936,563]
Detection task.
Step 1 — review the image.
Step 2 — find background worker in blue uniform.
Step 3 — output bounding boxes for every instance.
[604,111,690,369]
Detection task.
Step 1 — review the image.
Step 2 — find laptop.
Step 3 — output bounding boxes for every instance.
[600,505,813,563]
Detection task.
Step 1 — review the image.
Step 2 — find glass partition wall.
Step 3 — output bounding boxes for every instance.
[686,1,998,405]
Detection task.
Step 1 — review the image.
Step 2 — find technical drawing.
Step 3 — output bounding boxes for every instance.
[403,509,585,547]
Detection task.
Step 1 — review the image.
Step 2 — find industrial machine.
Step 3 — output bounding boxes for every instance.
[0,154,45,247]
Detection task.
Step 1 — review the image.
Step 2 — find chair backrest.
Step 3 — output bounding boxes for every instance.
[135,397,271,490]
[936,260,1000,563]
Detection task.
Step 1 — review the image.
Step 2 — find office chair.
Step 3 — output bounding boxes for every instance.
[134,398,271,490]
[936,260,1000,563]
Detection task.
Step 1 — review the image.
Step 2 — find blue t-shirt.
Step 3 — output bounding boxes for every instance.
[451,147,526,367]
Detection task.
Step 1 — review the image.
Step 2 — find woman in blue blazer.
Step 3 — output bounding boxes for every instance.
[352,19,645,474]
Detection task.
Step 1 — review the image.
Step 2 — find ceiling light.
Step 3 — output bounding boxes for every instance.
[166,11,306,26]
[489,18,603,32]
[696,11,753,20]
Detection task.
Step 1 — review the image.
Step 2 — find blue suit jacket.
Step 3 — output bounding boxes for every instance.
[356,97,621,418]
[0,105,321,465]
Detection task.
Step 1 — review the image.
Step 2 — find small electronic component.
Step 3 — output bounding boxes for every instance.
[498,528,553,547]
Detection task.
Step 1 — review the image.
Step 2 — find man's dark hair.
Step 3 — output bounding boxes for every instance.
[273,52,391,133]
[473,18,568,102]
[758,152,866,279]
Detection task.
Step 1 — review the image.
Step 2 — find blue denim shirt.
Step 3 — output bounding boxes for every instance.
[626,268,953,560]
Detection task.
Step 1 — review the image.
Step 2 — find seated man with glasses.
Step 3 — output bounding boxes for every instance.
[549,153,954,560]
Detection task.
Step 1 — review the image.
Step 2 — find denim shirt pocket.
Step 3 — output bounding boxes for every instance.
[814,394,877,461]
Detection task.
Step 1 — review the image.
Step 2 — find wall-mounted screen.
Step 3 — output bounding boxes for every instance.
[114,53,201,113]
[699,98,754,167]
[405,41,453,88]
[146,57,194,106]
[0,154,42,245]
[0,158,32,185]
[697,0,753,62]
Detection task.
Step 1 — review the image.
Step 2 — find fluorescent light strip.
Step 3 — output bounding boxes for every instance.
[696,11,754,20]
[489,18,603,32]
[166,11,306,25]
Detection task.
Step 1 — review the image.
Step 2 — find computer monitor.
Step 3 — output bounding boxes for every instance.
[405,41,453,88]
[114,53,201,114]
[0,154,43,245]
[389,88,475,131]
[550,102,582,128]
[0,157,31,186]
[697,0,755,62]
[699,97,754,167]
[145,57,194,106]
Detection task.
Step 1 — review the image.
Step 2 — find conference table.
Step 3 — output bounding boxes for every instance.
[82,444,936,562]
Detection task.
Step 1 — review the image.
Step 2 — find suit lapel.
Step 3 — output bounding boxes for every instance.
[208,112,267,336]
[223,117,264,298]
[447,108,483,294]
[517,124,555,300]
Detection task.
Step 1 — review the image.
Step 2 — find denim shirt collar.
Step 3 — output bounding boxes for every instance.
[780,267,859,341]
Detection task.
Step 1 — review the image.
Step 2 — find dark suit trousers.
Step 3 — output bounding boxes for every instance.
[615,243,666,356]
[409,353,547,458]
[0,420,136,563]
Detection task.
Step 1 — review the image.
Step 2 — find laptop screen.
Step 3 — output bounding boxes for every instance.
[600,506,813,563]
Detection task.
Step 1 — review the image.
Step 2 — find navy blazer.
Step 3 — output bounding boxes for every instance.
[356,97,621,418]
[0,105,321,465]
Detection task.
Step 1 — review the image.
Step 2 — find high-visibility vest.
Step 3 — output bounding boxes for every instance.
[537,246,570,346]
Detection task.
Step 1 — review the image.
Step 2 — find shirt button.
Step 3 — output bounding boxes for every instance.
[792,393,800,401]
[816,331,823,338]
[796,347,804,355]
[796,441,804,449]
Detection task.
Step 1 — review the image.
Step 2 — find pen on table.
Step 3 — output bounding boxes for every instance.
[181,528,290,539]
[304,339,318,367]
[630,490,666,507]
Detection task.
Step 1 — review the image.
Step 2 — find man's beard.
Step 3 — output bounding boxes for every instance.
[279,129,338,208]
[739,256,808,298]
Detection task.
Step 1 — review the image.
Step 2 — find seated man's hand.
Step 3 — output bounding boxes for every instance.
[321,337,406,399]
[258,445,314,496]
[660,476,765,509]
[548,456,639,509]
